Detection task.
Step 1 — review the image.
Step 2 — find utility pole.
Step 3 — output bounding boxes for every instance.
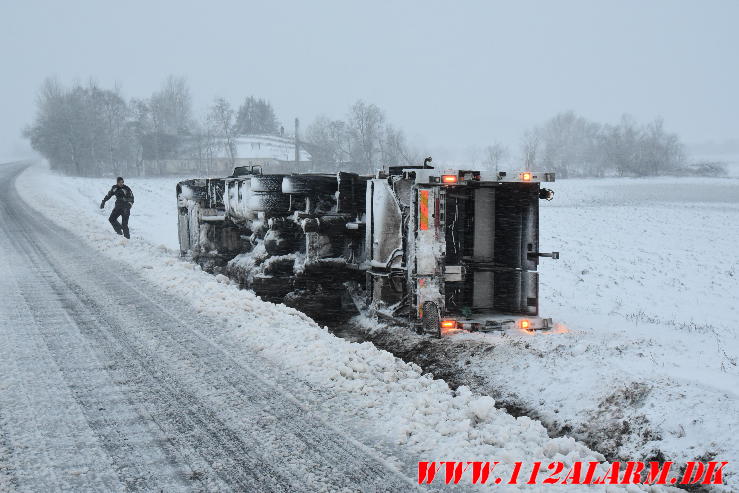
[294,117,300,164]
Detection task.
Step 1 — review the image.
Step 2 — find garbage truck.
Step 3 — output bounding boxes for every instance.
[176,160,558,336]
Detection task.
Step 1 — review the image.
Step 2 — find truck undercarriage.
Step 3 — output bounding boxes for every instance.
[176,163,557,335]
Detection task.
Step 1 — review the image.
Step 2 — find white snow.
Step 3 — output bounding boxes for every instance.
[537,177,739,465]
[16,162,722,490]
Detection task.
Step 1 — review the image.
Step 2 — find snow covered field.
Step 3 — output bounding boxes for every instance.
[15,161,737,490]
[539,177,739,462]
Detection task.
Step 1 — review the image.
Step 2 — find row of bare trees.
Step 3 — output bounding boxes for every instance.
[25,76,689,179]
[25,76,281,176]
[304,100,419,173]
[24,79,133,176]
[469,112,689,178]
[520,112,687,177]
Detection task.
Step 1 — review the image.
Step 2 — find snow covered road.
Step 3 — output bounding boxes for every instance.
[0,161,418,492]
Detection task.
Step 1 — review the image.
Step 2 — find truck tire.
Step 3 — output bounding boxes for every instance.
[283,286,343,324]
[250,175,283,192]
[252,274,292,301]
[262,256,295,276]
[247,192,290,213]
[282,175,337,195]
[263,227,302,256]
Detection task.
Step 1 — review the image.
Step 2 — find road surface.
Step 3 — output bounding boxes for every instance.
[0,162,418,492]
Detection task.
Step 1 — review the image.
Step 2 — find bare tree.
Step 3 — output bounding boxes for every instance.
[348,100,385,173]
[189,120,218,174]
[207,97,237,165]
[640,117,685,176]
[305,115,352,165]
[482,143,508,174]
[143,76,194,172]
[235,96,279,135]
[127,98,152,176]
[521,130,540,170]
[26,78,134,176]
[94,83,129,175]
[379,124,413,169]
[150,75,192,135]
[534,111,603,178]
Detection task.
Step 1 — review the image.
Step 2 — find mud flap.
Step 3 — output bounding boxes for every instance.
[421,301,441,338]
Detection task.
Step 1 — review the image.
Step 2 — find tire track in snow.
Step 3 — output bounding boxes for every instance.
[3,176,207,491]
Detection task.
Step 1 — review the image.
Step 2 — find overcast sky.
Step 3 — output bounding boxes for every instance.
[1,0,737,160]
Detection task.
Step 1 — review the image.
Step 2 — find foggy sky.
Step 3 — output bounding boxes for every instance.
[1,0,738,161]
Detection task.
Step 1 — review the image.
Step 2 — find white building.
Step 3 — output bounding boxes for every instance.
[155,134,312,176]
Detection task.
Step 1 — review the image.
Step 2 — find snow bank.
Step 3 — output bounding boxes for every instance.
[17,163,685,491]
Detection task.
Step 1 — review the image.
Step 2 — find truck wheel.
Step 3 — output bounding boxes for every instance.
[247,192,290,213]
[282,175,337,195]
[250,175,283,192]
[421,301,441,338]
[262,256,295,275]
[251,274,292,301]
[264,226,303,255]
[284,287,344,324]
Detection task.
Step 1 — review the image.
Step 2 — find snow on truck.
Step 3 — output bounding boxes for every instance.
[176,160,558,336]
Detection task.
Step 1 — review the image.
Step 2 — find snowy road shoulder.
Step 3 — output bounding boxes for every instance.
[10,165,676,491]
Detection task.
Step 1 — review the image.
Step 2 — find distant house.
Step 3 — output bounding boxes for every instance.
[227,134,311,167]
[150,134,312,176]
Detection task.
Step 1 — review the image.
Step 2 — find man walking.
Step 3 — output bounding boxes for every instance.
[100,177,134,239]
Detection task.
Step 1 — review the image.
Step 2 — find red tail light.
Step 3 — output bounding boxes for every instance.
[521,172,532,181]
[519,319,531,329]
[440,320,457,329]
[441,174,458,184]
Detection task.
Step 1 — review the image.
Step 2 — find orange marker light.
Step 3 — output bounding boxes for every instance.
[519,319,531,329]
[441,174,458,184]
[521,172,532,181]
[419,190,429,230]
[440,320,457,329]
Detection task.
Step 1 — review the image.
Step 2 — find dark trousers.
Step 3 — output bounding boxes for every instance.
[109,206,130,238]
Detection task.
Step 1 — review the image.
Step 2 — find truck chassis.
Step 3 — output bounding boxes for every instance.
[176,163,557,336]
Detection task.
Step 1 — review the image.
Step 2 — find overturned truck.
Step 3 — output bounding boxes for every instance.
[176,162,558,336]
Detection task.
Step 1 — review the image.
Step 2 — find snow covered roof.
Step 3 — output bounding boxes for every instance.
[229,135,311,162]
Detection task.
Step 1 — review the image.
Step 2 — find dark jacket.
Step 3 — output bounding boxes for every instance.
[102,185,134,209]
